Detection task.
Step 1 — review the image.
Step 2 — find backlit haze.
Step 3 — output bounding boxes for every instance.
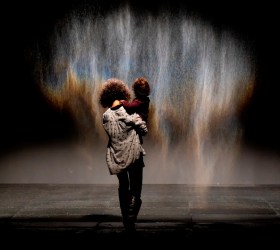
[1,3,279,185]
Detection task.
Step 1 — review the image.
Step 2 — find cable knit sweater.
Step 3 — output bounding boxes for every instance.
[102,105,148,175]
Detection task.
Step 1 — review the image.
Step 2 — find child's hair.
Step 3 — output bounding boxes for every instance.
[132,77,150,97]
[99,78,131,108]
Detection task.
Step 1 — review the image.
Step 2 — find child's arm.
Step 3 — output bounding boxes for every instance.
[121,99,142,110]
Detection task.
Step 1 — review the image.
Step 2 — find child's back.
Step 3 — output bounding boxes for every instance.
[121,77,150,122]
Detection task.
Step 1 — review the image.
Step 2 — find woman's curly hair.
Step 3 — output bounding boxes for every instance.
[99,78,131,108]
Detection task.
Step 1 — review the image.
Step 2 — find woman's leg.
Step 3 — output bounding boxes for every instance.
[117,171,131,230]
[128,159,144,224]
[129,165,143,201]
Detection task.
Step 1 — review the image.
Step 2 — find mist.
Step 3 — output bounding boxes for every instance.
[1,3,279,185]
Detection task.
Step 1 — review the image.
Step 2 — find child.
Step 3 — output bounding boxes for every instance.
[121,77,150,123]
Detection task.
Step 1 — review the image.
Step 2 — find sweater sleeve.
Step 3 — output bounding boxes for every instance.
[130,113,148,136]
[118,111,148,136]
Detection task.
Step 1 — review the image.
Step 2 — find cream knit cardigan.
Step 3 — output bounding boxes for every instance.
[102,105,148,175]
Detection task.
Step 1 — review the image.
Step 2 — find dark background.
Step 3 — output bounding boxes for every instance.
[1,0,279,155]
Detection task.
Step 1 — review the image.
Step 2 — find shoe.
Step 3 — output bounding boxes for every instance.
[123,219,136,233]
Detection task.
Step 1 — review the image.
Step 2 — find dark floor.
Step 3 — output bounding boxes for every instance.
[0,184,280,247]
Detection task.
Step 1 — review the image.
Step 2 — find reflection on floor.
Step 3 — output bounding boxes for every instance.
[0,184,279,246]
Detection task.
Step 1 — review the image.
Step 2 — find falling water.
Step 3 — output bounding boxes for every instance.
[38,6,255,184]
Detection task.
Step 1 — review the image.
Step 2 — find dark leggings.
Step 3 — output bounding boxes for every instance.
[117,157,144,229]
[117,163,143,199]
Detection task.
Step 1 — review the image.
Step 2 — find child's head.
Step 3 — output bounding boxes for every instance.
[132,77,150,98]
[99,78,131,108]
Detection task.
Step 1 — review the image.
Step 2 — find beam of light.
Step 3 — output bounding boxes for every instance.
[37,6,255,184]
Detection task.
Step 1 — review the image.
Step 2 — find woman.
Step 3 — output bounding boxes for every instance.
[99,78,148,232]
